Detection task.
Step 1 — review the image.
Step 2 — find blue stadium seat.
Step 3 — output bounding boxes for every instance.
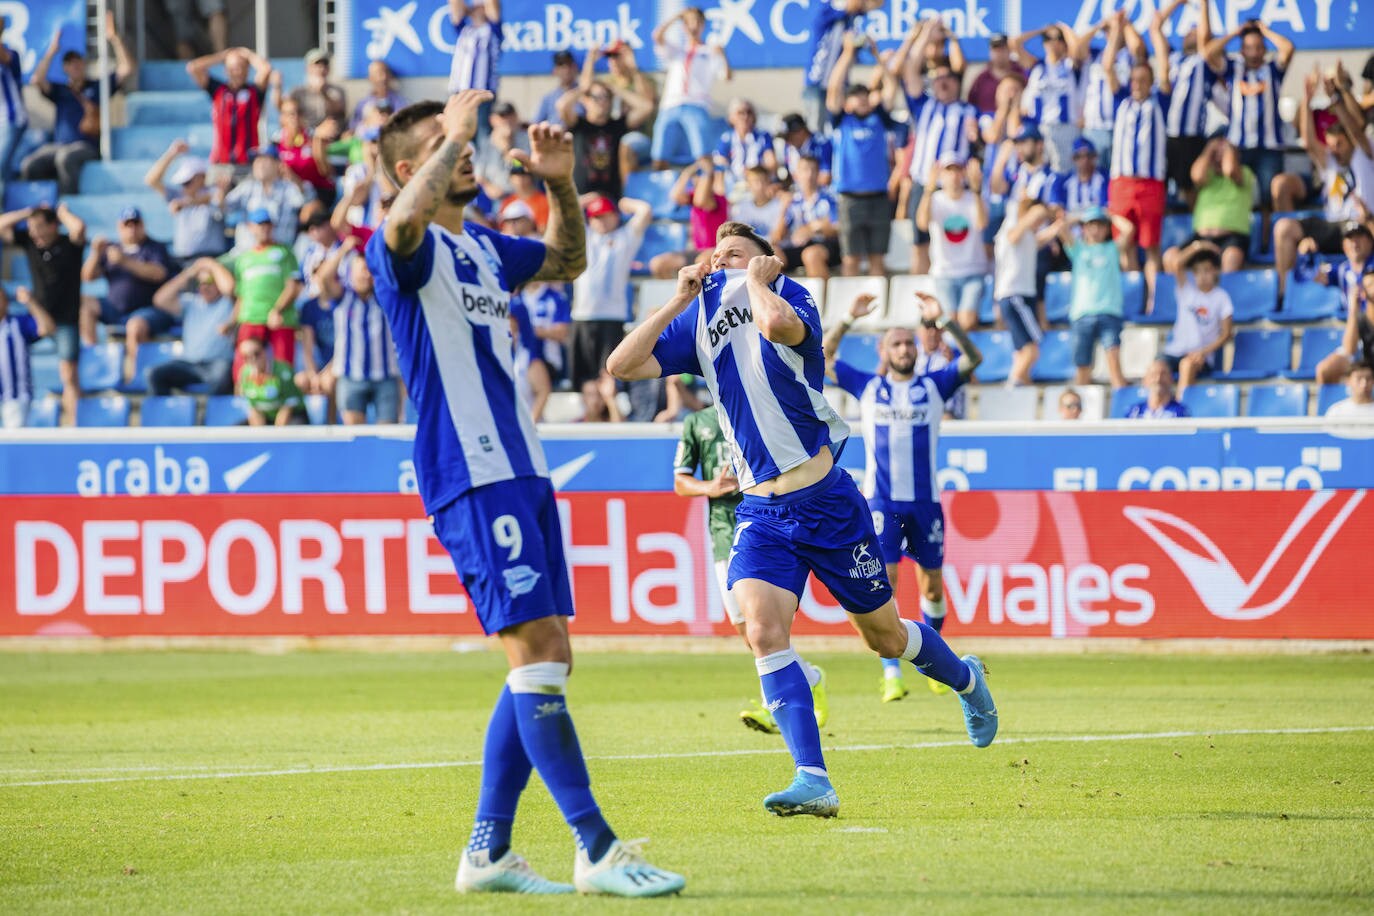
[140,395,197,427]
[632,222,688,275]
[1110,385,1148,419]
[624,170,689,220]
[25,397,61,428]
[30,351,61,395]
[1247,383,1308,417]
[835,334,882,375]
[1122,271,1145,318]
[3,180,58,212]
[111,124,215,161]
[204,395,249,426]
[136,60,202,92]
[404,397,417,424]
[9,255,32,285]
[63,193,175,245]
[76,395,132,427]
[78,343,122,392]
[123,341,181,393]
[1160,213,1194,254]
[1215,328,1291,381]
[968,330,1012,383]
[125,91,215,127]
[1030,329,1074,381]
[1219,269,1278,323]
[1274,275,1342,322]
[79,159,160,195]
[1283,327,1343,380]
[1128,272,1176,325]
[1043,271,1071,323]
[1317,383,1347,415]
[304,394,329,426]
[1181,384,1239,418]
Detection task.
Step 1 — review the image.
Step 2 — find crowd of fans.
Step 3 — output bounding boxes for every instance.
[4,1,1374,428]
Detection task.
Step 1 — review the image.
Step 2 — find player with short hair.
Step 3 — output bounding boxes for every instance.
[824,292,983,702]
[608,220,998,820]
[367,90,683,898]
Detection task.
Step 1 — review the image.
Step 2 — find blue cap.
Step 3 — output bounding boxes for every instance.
[1072,137,1097,156]
[1013,122,1042,143]
[360,125,381,142]
[247,207,273,224]
[1079,205,1111,223]
[250,145,278,159]
[118,206,142,222]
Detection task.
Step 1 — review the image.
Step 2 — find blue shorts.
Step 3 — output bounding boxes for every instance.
[872,500,946,570]
[336,376,401,422]
[999,295,1043,351]
[1071,313,1123,367]
[52,324,80,362]
[730,466,893,614]
[430,476,574,635]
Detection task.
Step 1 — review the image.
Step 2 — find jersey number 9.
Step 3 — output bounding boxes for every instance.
[492,515,523,561]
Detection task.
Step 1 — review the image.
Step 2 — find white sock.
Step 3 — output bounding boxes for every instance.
[958,662,978,695]
[754,648,799,676]
[506,661,569,694]
[799,656,821,688]
[920,595,946,621]
[798,765,828,778]
[899,618,922,662]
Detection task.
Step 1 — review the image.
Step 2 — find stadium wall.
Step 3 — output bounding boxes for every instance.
[2,420,1371,639]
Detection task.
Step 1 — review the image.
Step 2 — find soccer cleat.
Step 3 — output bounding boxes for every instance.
[455,849,574,894]
[574,839,685,897]
[881,676,909,703]
[810,664,830,728]
[957,654,999,748]
[763,771,840,818]
[740,700,779,734]
[926,675,951,695]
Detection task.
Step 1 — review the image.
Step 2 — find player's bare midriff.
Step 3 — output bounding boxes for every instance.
[743,449,833,498]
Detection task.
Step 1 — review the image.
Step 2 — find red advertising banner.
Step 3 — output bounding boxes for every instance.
[1,490,1369,638]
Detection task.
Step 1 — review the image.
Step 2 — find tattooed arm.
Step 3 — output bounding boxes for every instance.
[521,123,588,282]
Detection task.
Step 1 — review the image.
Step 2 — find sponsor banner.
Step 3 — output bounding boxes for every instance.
[2,489,1368,638]
[1,0,86,81]
[339,0,1372,80]
[1,424,1371,496]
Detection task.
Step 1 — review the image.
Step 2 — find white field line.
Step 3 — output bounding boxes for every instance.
[2,725,1372,789]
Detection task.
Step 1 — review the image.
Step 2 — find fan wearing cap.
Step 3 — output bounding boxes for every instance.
[916,153,988,330]
[1051,205,1135,389]
[967,32,1027,116]
[272,48,346,130]
[203,207,302,381]
[145,139,228,263]
[1312,224,1374,385]
[188,45,274,168]
[80,206,176,384]
[218,146,308,251]
[1051,138,1109,214]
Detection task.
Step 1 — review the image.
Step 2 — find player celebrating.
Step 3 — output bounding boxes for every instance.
[367,90,683,897]
[824,292,981,703]
[672,404,830,734]
[608,222,998,819]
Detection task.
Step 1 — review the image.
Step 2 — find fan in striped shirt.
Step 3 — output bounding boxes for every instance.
[1203,19,1294,209]
[314,235,401,424]
[446,0,502,141]
[1150,0,1222,204]
[0,19,28,182]
[1,287,56,429]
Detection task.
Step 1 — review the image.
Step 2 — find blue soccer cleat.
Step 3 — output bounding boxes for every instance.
[574,839,685,897]
[763,771,840,818]
[957,654,998,748]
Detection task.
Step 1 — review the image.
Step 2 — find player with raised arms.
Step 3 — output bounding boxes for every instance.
[608,221,999,819]
[824,291,982,701]
[366,89,684,897]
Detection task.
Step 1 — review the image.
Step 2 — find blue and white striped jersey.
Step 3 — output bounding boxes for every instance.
[0,313,39,402]
[1334,258,1374,308]
[1013,159,1058,204]
[715,127,775,181]
[1053,167,1110,211]
[447,16,501,94]
[906,94,976,182]
[0,48,28,129]
[784,189,840,230]
[1166,52,1218,137]
[832,360,962,505]
[805,2,854,89]
[1082,48,1134,132]
[1224,57,1287,150]
[1111,89,1170,181]
[332,287,401,382]
[365,222,547,512]
[1023,57,1080,125]
[650,270,849,490]
[785,133,834,178]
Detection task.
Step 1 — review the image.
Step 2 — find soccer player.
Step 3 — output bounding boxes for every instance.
[367,90,684,897]
[608,221,998,819]
[672,404,830,733]
[824,292,983,703]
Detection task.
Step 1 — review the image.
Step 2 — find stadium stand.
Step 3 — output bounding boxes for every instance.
[25,398,61,428]
[1110,386,1149,419]
[1317,384,1348,415]
[1030,330,1075,382]
[140,395,198,427]
[204,396,250,427]
[1181,385,1240,418]
[1285,328,1345,380]
[968,331,1012,383]
[975,385,1038,421]
[76,395,132,427]
[1247,384,1309,417]
[1215,329,1292,381]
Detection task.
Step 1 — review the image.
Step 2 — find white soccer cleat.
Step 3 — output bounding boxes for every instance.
[455,849,574,894]
[574,839,686,897]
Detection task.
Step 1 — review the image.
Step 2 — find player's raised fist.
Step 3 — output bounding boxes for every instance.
[746,254,783,285]
[522,122,575,181]
[676,261,706,298]
[439,90,493,145]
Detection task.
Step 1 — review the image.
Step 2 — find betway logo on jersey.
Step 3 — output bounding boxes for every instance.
[707,304,754,347]
[460,284,509,320]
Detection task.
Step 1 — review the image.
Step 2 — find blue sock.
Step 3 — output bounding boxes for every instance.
[881,657,903,676]
[468,686,529,864]
[508,663,616,863]
[757,650,826,774]
[921,596,946,633]
[901,619,971,692]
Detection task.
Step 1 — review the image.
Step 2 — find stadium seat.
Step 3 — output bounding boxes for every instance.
[835,334,883,374]
[1129,272,1176,325]
[1220,269,1278,323]
[3,180,58,212]
[1250,210,1319,264]
[1215,328,1291,381]
[1030,329,1074,382]
[111,123,215,161]
[78,343,122,392]
[76,395,131,427]
[1122,271,1145,317]
[1181,384,1239,418]
[135,60,202,91]
[1317,383,1347,415]
[632,279,677,323]
[123,341,182,393]
[1283,327,1343,380]
[63,193,175,245]
[1160,213,1194,254]
[1043,271,1072,323]
[140,395,197,427]
[1042,383,1107,420]
[968,330,1012,383]
[1247,384,1308,417]
[624,170,689,220]
[8,254,32,285]
[304,394,330,426]
[885,274,935,326]
[124,90,214,127]
[1115,326,1161,381]
[29,351,61,395]
[1110,385,1148,419]
[976,281,996,325]
[204,395,249,426]
[25,397,60,428]
[825,276,888,329]
[79,159,160,195]
[631,222,687,276]
[1274,275,1342,322]
[974,385,1038,420]
[541,391,584,423]
[883,219,913,274]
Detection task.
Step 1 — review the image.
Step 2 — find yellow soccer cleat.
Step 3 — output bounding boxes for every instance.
[740,699,779,734]
[927,676,951,695]
[882,676,910,703]
[810,665,829,728]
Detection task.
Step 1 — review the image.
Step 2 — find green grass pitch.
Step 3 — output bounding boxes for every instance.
[2,649,1372,914]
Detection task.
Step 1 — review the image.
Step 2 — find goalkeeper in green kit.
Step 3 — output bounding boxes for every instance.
[672,405,830,735]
